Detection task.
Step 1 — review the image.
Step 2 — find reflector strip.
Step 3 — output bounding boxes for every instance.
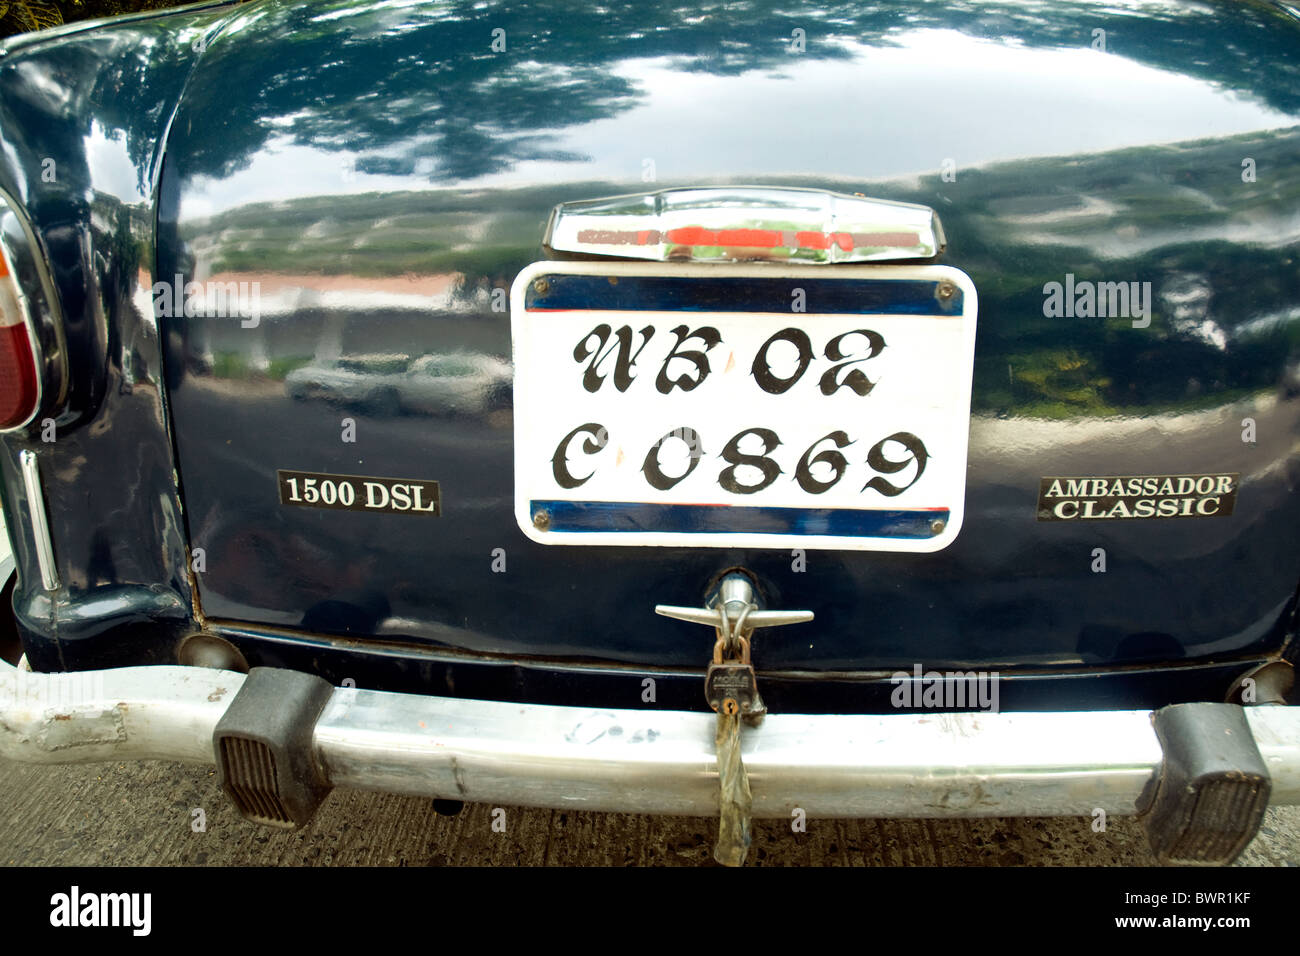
[574,227,922,252]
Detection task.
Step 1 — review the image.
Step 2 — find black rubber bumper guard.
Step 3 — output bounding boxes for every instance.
[1136,702,1272,865]
[213,667,335,829]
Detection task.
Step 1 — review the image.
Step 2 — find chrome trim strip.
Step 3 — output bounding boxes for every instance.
[18,450,58,591]
[3,653,1298,818]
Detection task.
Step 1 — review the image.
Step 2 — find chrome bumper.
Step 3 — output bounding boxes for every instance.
[1,654,1297,819]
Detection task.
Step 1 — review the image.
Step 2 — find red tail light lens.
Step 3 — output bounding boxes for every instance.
[0,250,39,429]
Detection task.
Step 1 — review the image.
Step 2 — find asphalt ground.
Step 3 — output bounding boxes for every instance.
[0,757,1296,866]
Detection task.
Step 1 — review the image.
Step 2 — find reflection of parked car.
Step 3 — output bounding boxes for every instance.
[1283,358,1300,400]
[285,351,512,416]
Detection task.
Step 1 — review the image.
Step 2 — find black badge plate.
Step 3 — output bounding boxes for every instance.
[277,469,440,515]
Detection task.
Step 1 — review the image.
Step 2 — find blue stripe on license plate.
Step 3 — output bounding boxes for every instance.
[530,500,949,538]
[525,275,962,316]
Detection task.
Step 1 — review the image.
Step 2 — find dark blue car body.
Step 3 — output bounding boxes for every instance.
[1,0,1298,716]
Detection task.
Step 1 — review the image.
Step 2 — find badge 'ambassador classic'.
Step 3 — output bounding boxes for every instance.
[1037,473,1239,521]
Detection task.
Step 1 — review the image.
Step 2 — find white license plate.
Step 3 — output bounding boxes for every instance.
[510,261,978,551]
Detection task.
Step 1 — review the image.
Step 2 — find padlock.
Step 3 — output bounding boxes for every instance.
[705,660,759,715]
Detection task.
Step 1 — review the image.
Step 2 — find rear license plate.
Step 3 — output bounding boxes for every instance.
[510,262,978,551]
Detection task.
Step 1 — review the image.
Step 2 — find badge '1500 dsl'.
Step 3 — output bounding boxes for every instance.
[277,471,441,516]
[0,0,1297,867]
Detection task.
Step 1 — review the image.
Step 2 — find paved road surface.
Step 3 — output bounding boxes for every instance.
[0,758,1295,866]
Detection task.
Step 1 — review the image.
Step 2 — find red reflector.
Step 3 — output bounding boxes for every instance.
[0,254,39,429]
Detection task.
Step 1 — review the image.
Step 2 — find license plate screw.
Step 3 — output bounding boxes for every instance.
[533,510,550,530]
[533,277,550,294]
[930,517,946,534]
[936,279,956,301]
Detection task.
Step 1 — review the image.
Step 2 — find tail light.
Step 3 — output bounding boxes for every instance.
[0,248,39,429]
